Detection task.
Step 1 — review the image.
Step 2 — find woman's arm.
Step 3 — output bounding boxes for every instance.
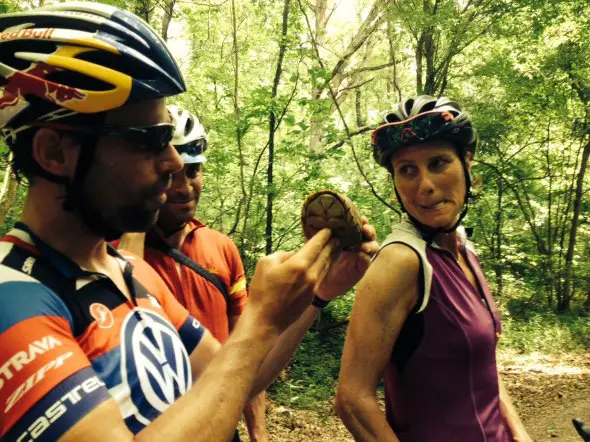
[335,244,420,442]
[498,373,533,442]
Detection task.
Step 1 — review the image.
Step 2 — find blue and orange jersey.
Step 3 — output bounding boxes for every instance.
[0,223,205,441]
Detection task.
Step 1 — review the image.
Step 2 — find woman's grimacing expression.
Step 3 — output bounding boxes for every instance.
[391,140,472,230]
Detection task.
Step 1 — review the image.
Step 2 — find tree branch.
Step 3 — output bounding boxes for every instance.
[299,0,398,213]
[326,126,375,151]
[342,60,399,78]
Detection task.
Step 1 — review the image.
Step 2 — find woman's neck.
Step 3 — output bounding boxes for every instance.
[433,231,461,257]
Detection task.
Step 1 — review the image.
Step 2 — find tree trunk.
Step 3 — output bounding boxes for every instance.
[545,128,555,307]
[161,0,176,41]
[355,88,364,127]
[229,0,246,240]
[266,0,291,255]
[308,0,328,153]
[561,140,590,312]
[415,37,424,95]
[494,177,504,297]
[350,39,373,128]
[134,0,152,23]
[0,162,18,227]
[386,17,402,102]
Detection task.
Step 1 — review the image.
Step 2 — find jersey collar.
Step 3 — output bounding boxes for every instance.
[6,222,125,280]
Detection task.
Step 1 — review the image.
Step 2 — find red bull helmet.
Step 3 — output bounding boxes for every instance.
[0,1,186,140]
[0,2,187,241]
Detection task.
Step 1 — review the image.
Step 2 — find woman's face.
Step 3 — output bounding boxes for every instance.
[391,140,471,230]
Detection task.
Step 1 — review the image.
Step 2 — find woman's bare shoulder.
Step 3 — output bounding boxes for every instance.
[373,242,421,275]
[357,242,420,311]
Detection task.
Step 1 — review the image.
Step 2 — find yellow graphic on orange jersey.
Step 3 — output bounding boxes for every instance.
[230,278,246,295]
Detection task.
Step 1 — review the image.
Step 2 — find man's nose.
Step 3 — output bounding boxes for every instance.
[159,142,183,175]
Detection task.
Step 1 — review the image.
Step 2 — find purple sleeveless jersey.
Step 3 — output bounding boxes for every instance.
[382,222,511,442]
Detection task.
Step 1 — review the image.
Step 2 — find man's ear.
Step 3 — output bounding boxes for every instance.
[32,129,79,178]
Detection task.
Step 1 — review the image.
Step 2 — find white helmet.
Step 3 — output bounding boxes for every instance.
[168,104,208,164]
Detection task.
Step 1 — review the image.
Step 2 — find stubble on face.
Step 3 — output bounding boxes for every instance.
[158,165,203,230]
[78,99,178,234]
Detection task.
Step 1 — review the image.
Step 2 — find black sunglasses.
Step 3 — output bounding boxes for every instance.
[30,122,175,156]
[176,138,208,156]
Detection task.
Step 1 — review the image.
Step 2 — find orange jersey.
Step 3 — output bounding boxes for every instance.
[0,224,205,440]
[144,219,247,342]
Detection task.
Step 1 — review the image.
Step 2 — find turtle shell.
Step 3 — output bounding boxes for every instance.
[301,190,364,251]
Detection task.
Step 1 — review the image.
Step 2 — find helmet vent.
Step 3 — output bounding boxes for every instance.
[185,116,194,135]
[404,99,414,115]
[421,101,436,112]
[77,50,146,80]
[48,68,111,91]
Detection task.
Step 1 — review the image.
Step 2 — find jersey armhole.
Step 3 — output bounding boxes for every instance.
[377,242,427,375]
[378,241,426,316]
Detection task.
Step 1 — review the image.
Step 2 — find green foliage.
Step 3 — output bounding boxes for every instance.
[269,329,345,410]
[499,300,590,353]
[268,298,353,410]
[0,0,19,13]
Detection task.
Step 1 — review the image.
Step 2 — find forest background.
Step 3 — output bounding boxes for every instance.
[0,0,589,429]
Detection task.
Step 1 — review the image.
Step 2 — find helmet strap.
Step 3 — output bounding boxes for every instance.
[61,137,124,241]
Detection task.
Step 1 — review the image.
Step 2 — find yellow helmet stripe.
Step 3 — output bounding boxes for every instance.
[16,46,132,113]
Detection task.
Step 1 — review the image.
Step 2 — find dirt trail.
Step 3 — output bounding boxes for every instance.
[238,352,590,441]
[499,351,590,441]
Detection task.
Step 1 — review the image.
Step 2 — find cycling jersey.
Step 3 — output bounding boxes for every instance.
[143,219,248,342]
[0,223,205,441]
[380,219,510,442]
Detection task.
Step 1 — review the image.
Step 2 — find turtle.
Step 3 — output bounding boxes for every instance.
[301,190,365,251]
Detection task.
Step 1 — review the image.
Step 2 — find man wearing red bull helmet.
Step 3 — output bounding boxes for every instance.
[336,96,531,441]
[0,3,379,441]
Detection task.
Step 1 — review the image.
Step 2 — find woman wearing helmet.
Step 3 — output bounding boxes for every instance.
[336,96,531,441]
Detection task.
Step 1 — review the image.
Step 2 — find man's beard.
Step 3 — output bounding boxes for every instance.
[74,196,159,241]
[119,202,160,232]
[75,177,170,241]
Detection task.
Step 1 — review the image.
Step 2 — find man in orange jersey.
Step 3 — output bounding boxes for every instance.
[142,105,267,441]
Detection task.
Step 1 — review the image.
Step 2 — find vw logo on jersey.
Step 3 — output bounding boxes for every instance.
[120,308,192,425]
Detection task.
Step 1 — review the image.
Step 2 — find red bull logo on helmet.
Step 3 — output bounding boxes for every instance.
[0,28,55,41]
[0,93,19,111]
[0,63,86,115]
